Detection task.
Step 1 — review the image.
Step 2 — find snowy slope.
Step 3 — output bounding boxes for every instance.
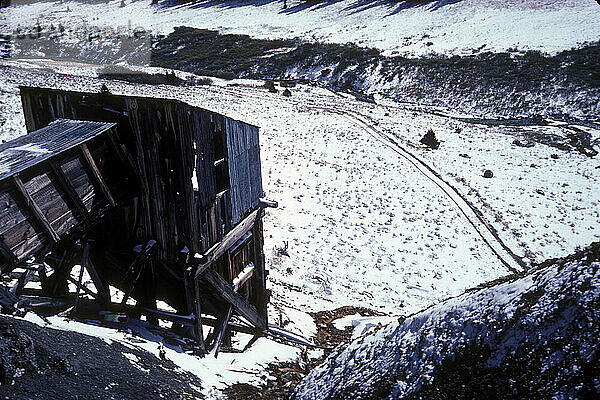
[1,0,598,57]
[0,60,598,395]
[0,62,513,316]
[292,242,600,399]
[1,60,599,313]
[2,2,598,119]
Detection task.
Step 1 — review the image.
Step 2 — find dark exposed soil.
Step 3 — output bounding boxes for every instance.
[0,316,205,400]
[223,306,387,400]
[309,306,386,348]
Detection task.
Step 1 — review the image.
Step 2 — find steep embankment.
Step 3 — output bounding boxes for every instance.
[292,243,600,399]
[0,316,205,399]
[153,27,600,119]
[2,24,599,119]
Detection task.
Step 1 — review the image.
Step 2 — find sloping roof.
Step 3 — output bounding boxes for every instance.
[0,119,116,181]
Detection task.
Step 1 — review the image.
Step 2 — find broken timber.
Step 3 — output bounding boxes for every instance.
[0,86,278,357]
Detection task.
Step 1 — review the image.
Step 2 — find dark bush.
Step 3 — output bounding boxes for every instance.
[420,129,440,149]
[98,65,186,86]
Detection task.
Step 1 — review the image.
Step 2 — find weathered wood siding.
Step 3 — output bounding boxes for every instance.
[0,120,119,267]
[226,118,263,225]
[19,87,263,257]
[11,87,270,331]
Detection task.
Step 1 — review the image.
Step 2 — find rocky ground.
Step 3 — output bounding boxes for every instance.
[224,306,385,400]
[0,316,205,400]
[292,242,600,400]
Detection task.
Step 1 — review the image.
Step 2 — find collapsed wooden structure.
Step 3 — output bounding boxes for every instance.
[0,86,276,356]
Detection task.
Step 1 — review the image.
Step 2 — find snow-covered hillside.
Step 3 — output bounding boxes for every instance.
[0,1,599,398]
[2,2,598,119]
[1,0,599,57]
[1,60,599,310]
[293,242,600,400]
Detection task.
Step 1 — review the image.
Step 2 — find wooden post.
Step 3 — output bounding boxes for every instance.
[211,304,232,358]
[84,257,110,306]
[71,244,87,314]
[37,264,49,293]
[192,275,207,355]
[194,208,262,279]
[184,253,207,355]
[10,268,35,296]
[252,213,268,324]
[50,249,74,297]
[120,240,155,307]
[11,244,53,296]
[201,268,266,330]
[142,260,158,326]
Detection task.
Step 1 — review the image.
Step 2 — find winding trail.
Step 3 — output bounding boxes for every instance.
[1,58,525,272]
[328,108,526,273]
[196,82,526,272]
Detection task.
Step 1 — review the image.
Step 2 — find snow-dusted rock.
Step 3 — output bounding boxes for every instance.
[293,243,600,399]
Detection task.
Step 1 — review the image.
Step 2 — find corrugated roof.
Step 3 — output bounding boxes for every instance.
[0,119,115,181]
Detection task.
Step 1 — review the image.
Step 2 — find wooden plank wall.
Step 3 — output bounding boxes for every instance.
[0,134,116,267]
[124,98,200,260]
[225,119,263,225]
[19,87,257,258]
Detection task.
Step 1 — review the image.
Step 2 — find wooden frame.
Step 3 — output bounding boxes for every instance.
[0,87,278,358]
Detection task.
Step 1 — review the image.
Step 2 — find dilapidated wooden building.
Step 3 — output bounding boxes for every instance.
[0,86,277,355]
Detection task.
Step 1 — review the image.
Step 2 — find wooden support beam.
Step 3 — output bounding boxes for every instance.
[252,214,268,322]
[11,175,61,243]
[85,257,110,305]
[183,250,207,355]
[211,305,233,358]
[259,198,278,209]
[38,264,49,292]
[48,160,91,226]
[66,275,97,298]
[17,244,53,296]
[232,263,254,292]
[79,143,116,207]
[11,267,35,296]
[50,249,74,297]
[142,260,158,326]
[73,240,108,305]
[201,268,266,330]
[71,244,87,313]
[120,240,155,306]
[242,334,262,352]
[138,307,259,336]
[24,295,74,312]
[192,277,207,354]
[194,208,262,279]
[120,261,148,307]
